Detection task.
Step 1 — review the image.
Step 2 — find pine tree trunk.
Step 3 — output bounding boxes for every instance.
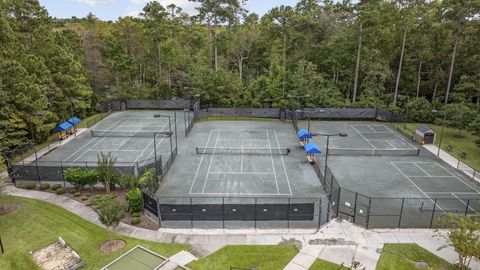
[214,17,218,72]
[239,56,243,81]
[445,27,459,105]
[157,41,162,84]
[416,60,422,99]
[168,63,172,88]
[208,23,213,69]
[432,80,439,102]
[352,23,362,104]
[394,27,408,105]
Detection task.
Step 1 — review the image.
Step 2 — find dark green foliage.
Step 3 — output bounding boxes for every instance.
[51,184,62,190]
[139,169,158,193]
[64,168,99,190]
[25,183,36,190]
[97,197,125,234]
[131,212,141,218]
[40,183,50,190]
[73,192,81,197]
[125,188,143,213]
[56,187,65,194]
[131,217,140,225]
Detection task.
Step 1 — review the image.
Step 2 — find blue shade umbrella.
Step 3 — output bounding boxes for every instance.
[67,117,81,125]
[297,129,312,139]
[52,121,74,132]
[304,142,321,154]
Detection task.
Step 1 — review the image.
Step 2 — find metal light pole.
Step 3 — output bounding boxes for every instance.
[432,109,446,157]
[27,112,44,185]
[311,133,348,183]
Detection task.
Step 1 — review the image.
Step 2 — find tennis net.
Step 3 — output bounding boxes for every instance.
[91,130,157,137]
[196,147,291,155]
[328,148,420,156]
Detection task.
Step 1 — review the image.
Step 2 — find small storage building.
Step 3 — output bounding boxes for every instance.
[415,124,436,144]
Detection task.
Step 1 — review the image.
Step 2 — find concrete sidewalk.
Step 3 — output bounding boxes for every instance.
[4,186,479,270]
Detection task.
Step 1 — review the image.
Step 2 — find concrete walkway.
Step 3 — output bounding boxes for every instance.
[4,186,480,270]
[423,144,479,183]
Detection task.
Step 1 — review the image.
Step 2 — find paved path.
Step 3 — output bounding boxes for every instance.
[423,144,479,183]
[4,186,480,270]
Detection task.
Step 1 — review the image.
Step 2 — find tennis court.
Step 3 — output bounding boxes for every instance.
[156,120,327,229]
[300,121,419,156]
[37,110,184,166]
[101,245,187,270]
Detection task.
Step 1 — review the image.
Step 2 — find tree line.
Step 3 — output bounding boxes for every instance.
[1,0,480,155]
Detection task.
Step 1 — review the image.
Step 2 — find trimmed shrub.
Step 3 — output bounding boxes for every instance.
[40,183,50,190]
[26,183,36,190]
[81,196,89,201]
[56,187,65,195]
[64,168,99,190]
[125,188,143,213]
[131,212,141,218]
[73,192,81,197]
[51,184,62,190]
[69,188,78,194]
[85,201,94,207]
[131,217,140,225]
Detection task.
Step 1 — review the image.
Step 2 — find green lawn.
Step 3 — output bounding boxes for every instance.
[376,244,450,270]
[403,123,480,171]
[187,245,298,270]
[309,259,350,270]
[0,196,188,270]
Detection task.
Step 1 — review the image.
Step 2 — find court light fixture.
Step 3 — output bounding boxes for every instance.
[339,133,348,137]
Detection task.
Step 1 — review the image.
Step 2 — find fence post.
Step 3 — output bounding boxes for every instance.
[352,192,358,224]
[456,160,460,170]
[398,198,405,228]
[157,196,162,227]
[366,198,372,229]
[473,170,477,180]
[464,200,470,216]
[317,198,322,230]
[60,161,66,188]
[254,197,257,229]
[336,188,341,217]
[190,197,193,228]
[287,198,291,230]
[429,199,437,229]
[326,194,331,221]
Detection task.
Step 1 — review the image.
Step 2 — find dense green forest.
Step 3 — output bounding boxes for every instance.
[1,0,480,155]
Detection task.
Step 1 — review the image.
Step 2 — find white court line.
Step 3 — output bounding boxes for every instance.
[190,192,292,196]
[383,125,418,149]
[266,130,280,195]
[365,125,376,132]
[201,130,221,193]
[240,139,244,173]
[115,138,130,150]
[208,172,275,175]
[407,176,458,178]
[412,162,432,176]
[136,121,170,165]
[390,162,445,212]
[426,192,480,195]
[350,125,376,149]
[427,162,480,193]
[62,117,126,161]
[189,130,214,194]
[274,130,293,195]
[70,138,106,163]
[218,139,268,142]
[385,140,397,149]
[451,193,480,214]
[141,118,178,166]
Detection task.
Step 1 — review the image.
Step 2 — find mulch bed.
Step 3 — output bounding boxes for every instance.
[100,239,126,253]
[40,187,159,230]
[0,202,21,215]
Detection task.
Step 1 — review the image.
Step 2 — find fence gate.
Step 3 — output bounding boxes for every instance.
[353,194,370,228]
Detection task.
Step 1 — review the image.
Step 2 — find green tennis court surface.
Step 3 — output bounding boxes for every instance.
[102,246,166,270]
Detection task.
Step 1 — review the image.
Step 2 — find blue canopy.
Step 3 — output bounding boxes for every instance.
[67,117,81,125]
[53,121,74,132]
[304,142,321,154]
[297,129,312,139]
